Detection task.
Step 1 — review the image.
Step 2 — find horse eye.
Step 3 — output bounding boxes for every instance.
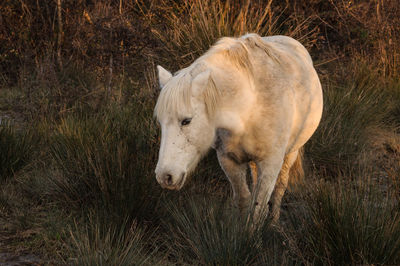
[181,118,192,126]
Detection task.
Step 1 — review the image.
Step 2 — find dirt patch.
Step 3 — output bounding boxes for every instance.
[0,220,44,265]
[0,252,42,266]
[363,127,400,195]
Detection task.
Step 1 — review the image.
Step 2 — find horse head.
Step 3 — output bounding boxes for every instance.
[154,65,217,190]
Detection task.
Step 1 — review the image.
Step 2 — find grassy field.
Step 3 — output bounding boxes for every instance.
[1,0,400,265]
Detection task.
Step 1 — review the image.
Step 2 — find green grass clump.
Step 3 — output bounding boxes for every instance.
[286,176,400,265]
[165,195,293,265]
[0,121,36,180]
[48,103,161,223]
[306,65,393,175]
[68,216,161,266]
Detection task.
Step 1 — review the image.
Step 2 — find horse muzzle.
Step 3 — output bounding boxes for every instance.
[156,171,187,190]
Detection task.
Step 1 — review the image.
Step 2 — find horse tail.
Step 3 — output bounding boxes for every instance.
[288,147,304,188]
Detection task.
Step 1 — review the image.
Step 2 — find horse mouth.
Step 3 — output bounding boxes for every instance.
[175,173,187,190]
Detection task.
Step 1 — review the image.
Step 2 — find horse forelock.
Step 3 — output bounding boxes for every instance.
[154,66,221,120]
[154,70,192,120]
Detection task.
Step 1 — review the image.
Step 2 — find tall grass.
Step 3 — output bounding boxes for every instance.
[285,174,400,265]
[48,102,161,223]
[151,0,319,69]
[164,195,295,265]
[0,121,36,180]
[68,215,161,266]
[163,173,400,265]
[306,64,393,175]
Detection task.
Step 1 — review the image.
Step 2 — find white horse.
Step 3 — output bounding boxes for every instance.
[154,33,323,221]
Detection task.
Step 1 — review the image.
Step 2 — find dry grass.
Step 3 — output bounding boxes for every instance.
[150,0,320,69]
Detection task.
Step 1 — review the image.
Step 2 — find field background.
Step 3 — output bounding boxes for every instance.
[1,0,399,265]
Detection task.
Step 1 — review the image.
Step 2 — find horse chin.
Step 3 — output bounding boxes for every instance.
[161,153,203,191]
[186,152,203,175]
[167,157,199,191]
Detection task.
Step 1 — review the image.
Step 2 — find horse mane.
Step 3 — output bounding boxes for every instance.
[205,33,275,75]
[154,33,274,120]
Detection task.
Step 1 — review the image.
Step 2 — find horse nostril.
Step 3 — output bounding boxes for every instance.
[165,174,173,186]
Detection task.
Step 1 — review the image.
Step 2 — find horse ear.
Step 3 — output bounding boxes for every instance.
[157,65,172,88]
[191,70,211,97]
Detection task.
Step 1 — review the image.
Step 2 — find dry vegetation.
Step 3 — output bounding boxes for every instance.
[0,0,399,265]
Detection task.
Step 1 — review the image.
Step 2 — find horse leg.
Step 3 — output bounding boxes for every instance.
[249,161,258,193]
[217,152,251,213]
[269,150,299,223]
[252,155,285,220]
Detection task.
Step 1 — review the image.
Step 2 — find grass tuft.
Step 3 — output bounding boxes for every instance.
[68,216,161,266]
[47,103,161,223]
[307,64,393,175]
[164,195,292,265]
[0,121,36,181]
[286,175,400,265]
